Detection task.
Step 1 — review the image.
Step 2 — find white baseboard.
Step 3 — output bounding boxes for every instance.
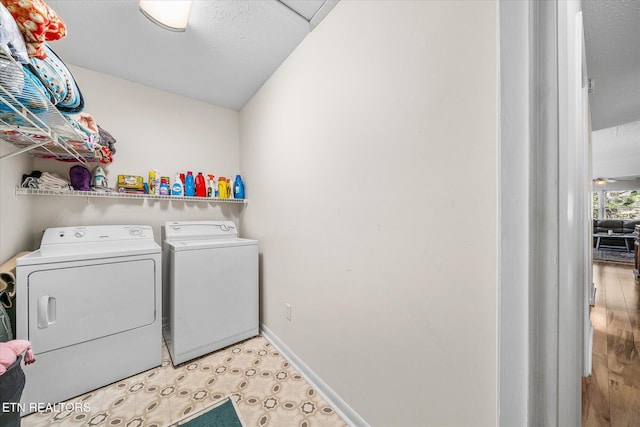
[260,323,369,427]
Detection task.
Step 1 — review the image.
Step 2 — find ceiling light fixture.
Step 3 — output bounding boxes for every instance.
[593,177,616,185]
[139,0,193,32]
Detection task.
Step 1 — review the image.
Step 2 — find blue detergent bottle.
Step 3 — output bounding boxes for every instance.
[184,171,195,197]
[233,174,245,199]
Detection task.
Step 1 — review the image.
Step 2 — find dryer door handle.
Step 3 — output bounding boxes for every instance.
[37,295,56,329]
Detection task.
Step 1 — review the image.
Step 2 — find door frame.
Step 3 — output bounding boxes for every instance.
[499,1,587,425]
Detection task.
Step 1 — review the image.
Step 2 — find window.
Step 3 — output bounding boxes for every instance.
[593,190,640,219]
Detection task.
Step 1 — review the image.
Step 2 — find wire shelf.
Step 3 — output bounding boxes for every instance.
[15,187,247,204]
[0,46,101,163]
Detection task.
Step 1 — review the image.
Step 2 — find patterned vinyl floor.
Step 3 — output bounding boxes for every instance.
[21,335,347,427]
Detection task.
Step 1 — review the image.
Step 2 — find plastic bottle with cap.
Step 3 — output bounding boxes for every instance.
[207,174,216,198]
[159,177,169,195]
[148,169,158,194]
[195,172,206,197]
[233,174,245,199]
[171,173,184,196]
[184,171,195,197]
[218,177,227,199]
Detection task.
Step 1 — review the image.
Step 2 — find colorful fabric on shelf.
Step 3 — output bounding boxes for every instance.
[97,145,113,164]
[0,0,66,59]
[28,44,84,113]
[0,61,50,114]
[97,125,116,154]
[73,112,97,134]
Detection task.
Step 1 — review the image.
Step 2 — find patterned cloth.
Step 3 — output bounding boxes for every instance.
[28,43,84,113]
[0,0,66,59]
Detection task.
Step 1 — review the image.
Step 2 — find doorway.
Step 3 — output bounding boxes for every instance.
[499,1,588,425]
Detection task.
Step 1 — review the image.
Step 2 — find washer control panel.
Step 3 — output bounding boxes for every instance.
[164,221,238,241]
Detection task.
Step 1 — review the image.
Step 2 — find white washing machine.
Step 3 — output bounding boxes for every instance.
[16,225,162,413]
[163,221,258,365]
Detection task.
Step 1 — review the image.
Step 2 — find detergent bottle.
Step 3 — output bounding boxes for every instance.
[148,169,159,194]
[159,177,169,195]
[184,171,195,196]
[207,174,216,198]
[233,175,245,199]
[218,176,227,199]
[171,173,184,196]
[195,172,206,197]
[154,171,160,194]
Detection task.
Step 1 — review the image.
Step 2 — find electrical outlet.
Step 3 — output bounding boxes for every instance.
[286,303,291,321]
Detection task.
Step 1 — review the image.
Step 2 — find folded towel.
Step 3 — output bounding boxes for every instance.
[39,171,68,185]
[20,171,71,190]
[38,172,70,190]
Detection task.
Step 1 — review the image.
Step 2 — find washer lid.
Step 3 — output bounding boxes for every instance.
[164,221,238,241]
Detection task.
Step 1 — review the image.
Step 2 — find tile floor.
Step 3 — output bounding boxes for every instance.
[22,335,347,427]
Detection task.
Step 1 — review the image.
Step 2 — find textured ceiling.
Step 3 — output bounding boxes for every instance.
[583,0,640,131]
[44,0,337,111]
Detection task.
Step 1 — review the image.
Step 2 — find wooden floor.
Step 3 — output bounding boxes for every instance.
[582,261,640,427]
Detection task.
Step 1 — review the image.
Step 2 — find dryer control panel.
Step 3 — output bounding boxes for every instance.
[41,225,155,246]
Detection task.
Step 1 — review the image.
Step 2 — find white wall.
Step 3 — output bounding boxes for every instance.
[592,119,640,179]
[27,66,242,246]
[591,120,640,194]
[240,1,498,425]
[0,144,33,262]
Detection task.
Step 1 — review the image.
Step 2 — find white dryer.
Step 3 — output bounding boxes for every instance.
[163,221,258,365]
[16,225,162,413]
